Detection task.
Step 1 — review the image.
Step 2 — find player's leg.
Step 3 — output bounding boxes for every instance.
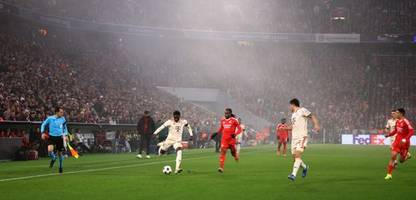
[175,149,183,173]
[230,143,239,162]
[282,140,287,156]
[406,151,412,160]
[157,140,176,156]
[385,150,399,180]
[145,135,151,158]
[390,136,398,167]
[399,145,411,163]
[137,135,144,158]
[218,143,228,173]
[288,152,302,180]
[173,143,183,173]
[47,144,56,168]
[174,147,183,174]
[277,140,282,156]
[57,150,64,173]
[56,138,65,173]
[157,140,171,156]
[288,138,308,181]
[47,136,59,168]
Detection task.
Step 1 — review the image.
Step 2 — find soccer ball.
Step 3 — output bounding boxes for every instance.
[163,165,172,175]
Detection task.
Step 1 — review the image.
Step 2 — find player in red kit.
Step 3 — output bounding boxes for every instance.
[276,118,289,156]
[384,108,414,180]
[217,108,242,173]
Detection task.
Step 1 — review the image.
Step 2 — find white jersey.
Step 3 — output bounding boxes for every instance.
[385,118,397,133]
[236,124,246,142]
[386,118,397,145]
[154,119,193,142]
[290,107,312,139]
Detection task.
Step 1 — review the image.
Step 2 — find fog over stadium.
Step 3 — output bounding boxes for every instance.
[2,0,414,132]
[0,1,415,199]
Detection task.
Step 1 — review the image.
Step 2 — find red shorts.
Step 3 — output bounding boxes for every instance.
[221,138,236,149]
[391,138,410,158]
[278,135,288,143]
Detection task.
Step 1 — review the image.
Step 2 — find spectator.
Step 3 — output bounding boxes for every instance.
[136,111,155,158]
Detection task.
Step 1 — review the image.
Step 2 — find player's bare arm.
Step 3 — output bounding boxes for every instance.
[185,123,194,139]
[308,113,320,133]
[153,123,167,135]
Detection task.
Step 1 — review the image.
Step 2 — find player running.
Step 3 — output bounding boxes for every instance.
[286,99,320,181]
[236,118,246,158]
[40,107,68,174]
[276,118,289,156]
[385,110,398,146]
[385,110,399,167]
[153,110,193,174]
[384,108,414,180]
[217,108,242,173]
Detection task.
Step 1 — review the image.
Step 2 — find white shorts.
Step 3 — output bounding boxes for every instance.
[291,137,308,154]
[158,139,183,151]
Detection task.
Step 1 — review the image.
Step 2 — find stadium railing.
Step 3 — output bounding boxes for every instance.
[0,120,137,160]
[0,120,136,131]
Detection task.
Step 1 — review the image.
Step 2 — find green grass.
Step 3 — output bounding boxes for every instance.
[0,145,415,200]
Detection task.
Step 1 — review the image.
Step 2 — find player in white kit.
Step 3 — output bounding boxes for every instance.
[153,110,193,174]
[286,98,320,181]
[236,118,246,157]
[385,110,397,147]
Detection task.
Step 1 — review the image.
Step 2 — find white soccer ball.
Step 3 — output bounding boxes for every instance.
[163,165,172,175]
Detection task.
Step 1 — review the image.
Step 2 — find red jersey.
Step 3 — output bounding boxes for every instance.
[388,118,414,140]
[276,123,289,138]
[218,117,242,141]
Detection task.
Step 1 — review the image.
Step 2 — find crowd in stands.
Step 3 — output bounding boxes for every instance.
[117,37,415,136]
[0,27,216,125]
[4,0,416,34]
[1,12,415,149]
[0,19,219,152]
[368,55,416,129]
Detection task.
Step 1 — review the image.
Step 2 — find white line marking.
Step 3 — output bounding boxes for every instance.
[0,155,211,182]
[0,147,273,182]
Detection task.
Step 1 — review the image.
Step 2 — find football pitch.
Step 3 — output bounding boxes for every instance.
[0,145,415,200]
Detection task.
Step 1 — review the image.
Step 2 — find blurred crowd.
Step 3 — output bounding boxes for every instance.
[4,0,416,34]
[0,22,217,130]
[0,14,415,148]
[115,38,415,135]
[368,55,416,129]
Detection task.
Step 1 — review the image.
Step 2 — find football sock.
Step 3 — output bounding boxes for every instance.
[48,151,56,161]
[300,160,307,169]
[219,148,226,168]
[292,158,301,176]
[58,154,64,169]
[175,149,182,171]
[387,163,394,175]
